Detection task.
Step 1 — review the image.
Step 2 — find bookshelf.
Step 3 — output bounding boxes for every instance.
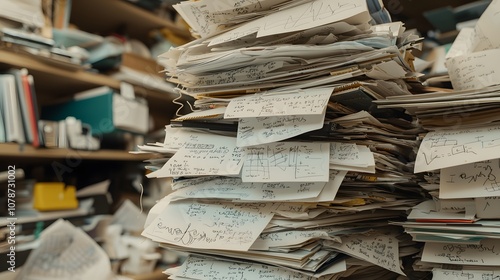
[0,48,180,131]
[0,1,183,164]
[71,0,192,43]
[0,143,154,161]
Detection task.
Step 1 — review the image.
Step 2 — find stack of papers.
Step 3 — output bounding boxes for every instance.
[373,1,500,278]
[140,0,427,278]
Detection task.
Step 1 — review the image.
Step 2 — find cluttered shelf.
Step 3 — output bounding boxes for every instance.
[0,48,176,104]
[0,143,152,161]
[70,0,192,43]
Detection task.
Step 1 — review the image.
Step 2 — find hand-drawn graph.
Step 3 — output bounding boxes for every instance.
[415,125,500,172]
[242,142,329,182]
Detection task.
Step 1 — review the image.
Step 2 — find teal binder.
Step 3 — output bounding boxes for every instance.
[41,87,148,135]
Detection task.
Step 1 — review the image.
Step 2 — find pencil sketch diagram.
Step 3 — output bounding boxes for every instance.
[242,142,328,182]
[261,0,361,32]
[420,133,500,168]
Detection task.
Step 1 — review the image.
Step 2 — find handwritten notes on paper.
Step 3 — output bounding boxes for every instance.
[170,255,314,280]
[422,239,500,266]
[170,176,327,201]
[446,49,500,91]
[414,125,500,172]
[327,234,405,275]
[147,133,246,178]
[433,268,500,280]
[209,0,370,46]
[142,200,274,251]
[440,159,500,199]
[237,113,325,147]
[445,0,500,90]
[330,142,375,173]
[226,88,331,147]
[242,142,330,182]
[224,88,332,119]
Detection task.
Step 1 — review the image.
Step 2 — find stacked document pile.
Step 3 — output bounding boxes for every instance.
[141,0,428,279]
[375,0,500,278]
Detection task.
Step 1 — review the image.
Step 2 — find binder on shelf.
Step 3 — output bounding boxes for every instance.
[0,73,25,143]
[41,86,149,135]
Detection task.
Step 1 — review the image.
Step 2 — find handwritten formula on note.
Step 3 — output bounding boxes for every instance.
[237,114,325,147]
[172,255,314,280]
[440,159,500,199]
[432,268,500,280]
[241,141,330,182]
[414,124,500,172]
[422,239,500,266]
[327,234,405,275]
[447,49,500,91]
[224,88,332,119]
[257,0,369,37]
[143,200,274,251]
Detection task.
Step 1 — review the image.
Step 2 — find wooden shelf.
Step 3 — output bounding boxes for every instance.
[0,143,153,161]
[0,48,182,130]
[70,0,191,43]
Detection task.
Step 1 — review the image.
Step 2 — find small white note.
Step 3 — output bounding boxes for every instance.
[414,124,500,172]
[446,49,500,91]
[242,141,330,182]
[327,234,405,275]
[224,88,332,118]
[433,268,500,280]
[475,196,500,218]
[236,113,325,147]
[422,239,500,266]
[142,200,274,251]
[440,159,500,199]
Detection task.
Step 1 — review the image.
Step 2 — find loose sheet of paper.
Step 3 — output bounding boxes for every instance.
[475,197,500,219]
[330,143,374,167]
[422,239,500,266]
[111,200,146,232]
[224,88,332,118]
[170,255,314,280]
[147,133,246,178]
[209,0,370,46]
[433,268,500,280]
[142,200,274,251]
[446,49,500,91]
[440,159,500,199]
[170,176,327,201]
[472,0,500,52]
[414,124,500,172]
[17,219,111,280]
[237,113,325,147]
[327,234,405,275]
[241,141,330,182]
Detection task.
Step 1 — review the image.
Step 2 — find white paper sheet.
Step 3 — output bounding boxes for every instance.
[475,196,500,219]
[422,239,500,266]
[236,113,325,147]
[326,234,405,275]
[224,88,332,118]
[440,159,500,199]
[414,124,500,172]
[446,49,500,91]
[209,0,370,46]
[142,200,274,251]
[147,133,246,178]
[170,255,314,280]
[170,176,327,201]
[241,141,330,182]
[433,268,500,280]
[16,219,111,280]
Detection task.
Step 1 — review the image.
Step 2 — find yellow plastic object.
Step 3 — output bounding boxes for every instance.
[33,182,78,211]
